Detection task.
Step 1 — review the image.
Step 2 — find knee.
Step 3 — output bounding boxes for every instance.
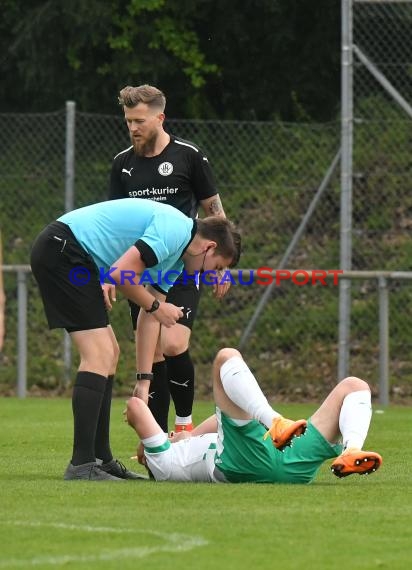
[80,346,115,377]
[213,347,242,371]
[340,376,370,394]
[162,336,189,356]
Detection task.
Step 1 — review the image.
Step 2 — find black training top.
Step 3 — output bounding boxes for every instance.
[108,135,218,219]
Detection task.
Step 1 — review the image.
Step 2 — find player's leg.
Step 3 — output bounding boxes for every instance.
[162,279,200,433]
[93,326,143,479]
[310,376,382,477]
[63,327,123,480]
[147,339,170,433]
[31,225,123,480]
[69,327,116,463]
[94,324,119,463]
[130,295,170,433]
[212,348,255,420]
[134,286,165,404]
[163,324,193,430]
[212,348,306,449]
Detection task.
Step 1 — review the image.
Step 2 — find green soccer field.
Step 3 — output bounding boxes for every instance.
[0,398,410,570]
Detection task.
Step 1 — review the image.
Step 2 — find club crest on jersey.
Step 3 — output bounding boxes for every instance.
[158,162,173,176]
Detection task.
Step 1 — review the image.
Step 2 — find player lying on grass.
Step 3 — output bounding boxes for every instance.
[125,347,382,483]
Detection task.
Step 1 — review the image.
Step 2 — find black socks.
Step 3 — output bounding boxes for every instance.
[147,361,170,433]
[166,350,195,418]
[71,371,107,466]
[94,374,114,464]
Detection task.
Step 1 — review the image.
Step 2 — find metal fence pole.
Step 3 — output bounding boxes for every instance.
[338,0,354,380]
[63,101,76,385]
[16,270,27,398]
[378,276,389,406]
[65,101,76,212]
[239,149,341,350]
[352,44,412,121]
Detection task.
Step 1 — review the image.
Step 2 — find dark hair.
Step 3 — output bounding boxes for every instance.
[118,85,166,112]
[197,218,241,268]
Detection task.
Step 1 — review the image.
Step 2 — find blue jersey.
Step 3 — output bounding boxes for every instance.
[58,199,195,292]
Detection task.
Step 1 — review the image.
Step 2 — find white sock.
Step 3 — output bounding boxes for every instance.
[175,415,192,425]
[220,356,280,428]
[339,390,372,450]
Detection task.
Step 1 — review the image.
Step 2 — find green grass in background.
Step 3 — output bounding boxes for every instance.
[1,398,410,570]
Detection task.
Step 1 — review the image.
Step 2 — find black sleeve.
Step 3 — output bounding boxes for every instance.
[108,157,127,200]
[190,149,218,201]
[134,240,159,268]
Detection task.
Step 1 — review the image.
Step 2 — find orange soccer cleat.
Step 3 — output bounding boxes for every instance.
[331,448,383,478]
[263,416,307,451]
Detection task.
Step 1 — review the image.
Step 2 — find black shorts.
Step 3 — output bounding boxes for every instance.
[129,275,201,331]
[30,221,109,332]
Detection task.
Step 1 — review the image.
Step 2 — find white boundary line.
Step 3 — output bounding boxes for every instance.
[0,520,208,567]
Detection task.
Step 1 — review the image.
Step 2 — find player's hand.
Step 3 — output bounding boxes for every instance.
[130,442,147,466]
[101,283,116,310]
[152,302,183,327]
[212,269,231,299]
[136,442,146,466]
[132,380,150,405]
[169,431,192,443]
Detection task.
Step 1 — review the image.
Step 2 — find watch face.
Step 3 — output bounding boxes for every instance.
[147,299,160,313]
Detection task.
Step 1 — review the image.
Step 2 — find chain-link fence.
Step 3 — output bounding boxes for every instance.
[348,0,412,397]
[1,0,412,400]
[353,0,412,269]
[1,111,344,398]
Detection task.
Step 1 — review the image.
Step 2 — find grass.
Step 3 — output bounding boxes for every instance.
[0,397,411,570]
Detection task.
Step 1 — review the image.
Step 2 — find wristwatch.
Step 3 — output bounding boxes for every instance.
[145,299,160,313]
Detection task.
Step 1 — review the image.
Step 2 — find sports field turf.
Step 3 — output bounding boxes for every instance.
[0,398,410,569]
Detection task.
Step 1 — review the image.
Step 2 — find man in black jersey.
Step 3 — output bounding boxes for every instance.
[109,84,229,435]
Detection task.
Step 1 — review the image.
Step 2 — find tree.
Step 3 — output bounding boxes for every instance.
[0,0,340,120]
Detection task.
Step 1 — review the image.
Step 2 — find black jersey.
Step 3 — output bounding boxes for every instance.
[109,135,218,219]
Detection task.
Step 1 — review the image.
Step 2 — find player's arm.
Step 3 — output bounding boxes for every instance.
[169,414,217,443]
[109,246,183,327]
[190,147,226,217]
[191,415,218,435]
[200,194,226,218]
[200,194,231,299]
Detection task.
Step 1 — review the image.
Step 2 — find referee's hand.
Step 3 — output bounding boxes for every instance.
[213,269,231,299]
[101,283,116,310]
[152,302,183,327]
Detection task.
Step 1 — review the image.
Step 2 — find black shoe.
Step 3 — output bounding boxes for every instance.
[64,461,124,481]
[99,458,148,480]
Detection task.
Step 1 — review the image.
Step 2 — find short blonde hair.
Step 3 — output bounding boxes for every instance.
[118,85,166,111]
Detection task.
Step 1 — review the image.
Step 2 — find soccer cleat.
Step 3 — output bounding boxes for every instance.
[331,449,383,478]
[99,458,149,480]
[64,461,125,481]
[263,416,307,450]
[174,423,194,433]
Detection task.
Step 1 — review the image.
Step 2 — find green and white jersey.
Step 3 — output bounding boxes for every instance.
[145,433,218,482]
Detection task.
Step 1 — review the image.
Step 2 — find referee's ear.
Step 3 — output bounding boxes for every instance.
[205,242,217,253]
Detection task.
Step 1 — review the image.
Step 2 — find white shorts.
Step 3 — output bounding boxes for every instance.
[145,433,219,482]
